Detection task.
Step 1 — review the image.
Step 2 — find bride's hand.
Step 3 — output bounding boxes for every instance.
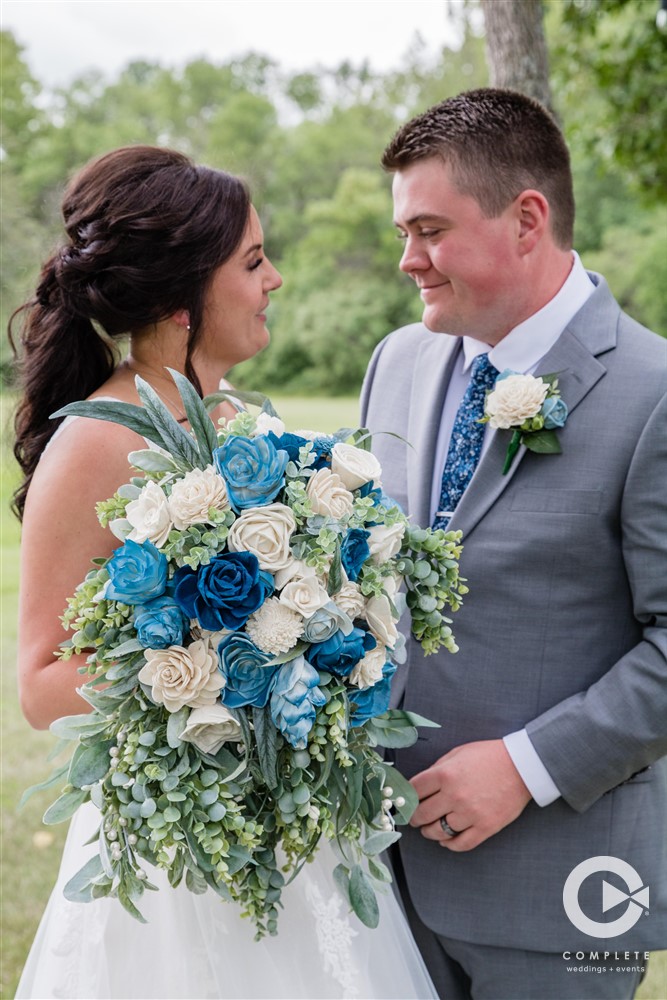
[408,739,532,851]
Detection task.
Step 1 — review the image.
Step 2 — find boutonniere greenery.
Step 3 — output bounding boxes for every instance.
[481,370,568,475]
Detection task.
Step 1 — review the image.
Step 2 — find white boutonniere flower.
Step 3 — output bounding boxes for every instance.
[482,370,568,474]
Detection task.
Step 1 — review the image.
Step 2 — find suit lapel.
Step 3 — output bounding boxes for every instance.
[406,334,461,525]
[447,277,617,538]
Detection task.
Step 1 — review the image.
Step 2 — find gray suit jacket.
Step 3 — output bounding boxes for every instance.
[360,274,667,952]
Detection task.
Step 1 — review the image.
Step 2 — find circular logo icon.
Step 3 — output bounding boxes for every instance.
[563,856,649,938]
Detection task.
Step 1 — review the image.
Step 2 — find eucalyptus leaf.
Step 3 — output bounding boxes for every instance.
[349,864,380,928]
[204,870,233,900]
[167,368,218,465]
[375,764,418,824]
[382,709,440,730]
[43,788,88,825]
[365,722,418,749]
[184,830,215,872]
[166,706,189,749]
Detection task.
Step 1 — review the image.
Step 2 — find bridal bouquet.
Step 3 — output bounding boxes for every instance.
[28,372,466,937]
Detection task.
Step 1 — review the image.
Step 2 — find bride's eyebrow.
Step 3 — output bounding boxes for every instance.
[243,243,263,257]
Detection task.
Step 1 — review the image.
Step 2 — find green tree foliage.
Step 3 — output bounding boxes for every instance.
[1,9,663,391]
[546,0,667,202]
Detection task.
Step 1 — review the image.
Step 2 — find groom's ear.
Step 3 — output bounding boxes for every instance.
[515,190,549,256]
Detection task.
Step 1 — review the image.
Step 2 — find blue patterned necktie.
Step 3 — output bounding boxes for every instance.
[433,353,499,530]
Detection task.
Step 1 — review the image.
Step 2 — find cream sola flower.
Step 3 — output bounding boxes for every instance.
[126,481,173,547]
[482,369,569,474]
[245,596,305,655]
[137,638,225,713]
[484,373,549,430]
[167,465,229,529]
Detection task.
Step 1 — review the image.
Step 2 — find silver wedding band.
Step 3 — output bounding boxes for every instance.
[439,816,460,838]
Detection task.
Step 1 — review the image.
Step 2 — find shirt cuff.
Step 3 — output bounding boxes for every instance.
[503,729,561,807]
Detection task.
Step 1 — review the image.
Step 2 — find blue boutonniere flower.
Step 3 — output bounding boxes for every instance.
[482,370,569,474]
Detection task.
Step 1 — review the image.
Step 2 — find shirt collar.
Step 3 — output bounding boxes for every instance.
[462,252,595,374]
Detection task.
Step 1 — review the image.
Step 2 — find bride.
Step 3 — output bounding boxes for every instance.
[11,145,436,999]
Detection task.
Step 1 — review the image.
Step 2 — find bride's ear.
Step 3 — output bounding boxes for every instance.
[172,309,191,331]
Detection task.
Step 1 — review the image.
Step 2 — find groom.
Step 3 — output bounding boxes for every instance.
[361,88,667,999]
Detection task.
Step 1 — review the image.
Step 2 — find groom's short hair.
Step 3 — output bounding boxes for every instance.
[381,88,575,249]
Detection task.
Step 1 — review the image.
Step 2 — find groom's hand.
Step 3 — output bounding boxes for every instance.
[409,739,532,851]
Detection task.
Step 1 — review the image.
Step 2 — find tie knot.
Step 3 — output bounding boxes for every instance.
[471,352,498,389]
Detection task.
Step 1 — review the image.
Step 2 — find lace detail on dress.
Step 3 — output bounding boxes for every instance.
[304,877,361,999]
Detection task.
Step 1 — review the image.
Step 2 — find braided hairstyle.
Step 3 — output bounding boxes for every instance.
[9,145,250,518]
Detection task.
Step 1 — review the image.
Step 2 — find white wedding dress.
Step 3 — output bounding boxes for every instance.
[16,802,437,999]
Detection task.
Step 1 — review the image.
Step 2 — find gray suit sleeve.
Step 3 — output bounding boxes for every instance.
[527,390,667,812]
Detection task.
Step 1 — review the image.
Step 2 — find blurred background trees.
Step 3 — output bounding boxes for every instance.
[2,0,665,395]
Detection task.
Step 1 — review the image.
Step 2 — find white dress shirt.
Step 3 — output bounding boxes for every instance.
[430,252,595,806]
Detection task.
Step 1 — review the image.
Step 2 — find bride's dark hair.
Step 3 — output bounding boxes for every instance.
[9,145,250,519]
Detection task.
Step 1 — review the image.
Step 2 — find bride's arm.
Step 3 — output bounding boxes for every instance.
[17,418,145,730]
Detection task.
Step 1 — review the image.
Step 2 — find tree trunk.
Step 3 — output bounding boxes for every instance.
[481,0,554,114]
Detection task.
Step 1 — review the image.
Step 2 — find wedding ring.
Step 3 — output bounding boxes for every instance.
[439,816,460,838]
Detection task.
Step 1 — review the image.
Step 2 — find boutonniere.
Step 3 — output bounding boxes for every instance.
[481,370,568,474]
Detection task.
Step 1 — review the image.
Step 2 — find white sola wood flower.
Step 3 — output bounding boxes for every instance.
[167,465,229,529]
[364,593,399,648]
[331,442,382,490]
[349,646,386,689]
[126,481,173,547]
[306,468,354,519]
[279,576,330,617]
[484,374,548,429]
[334,578,366,619]
[138,639,225,713]
[245,597,305,655]
[179,704,242,754]
[367,522,405,564]
[226,503,295,572]
[252,413,286,437]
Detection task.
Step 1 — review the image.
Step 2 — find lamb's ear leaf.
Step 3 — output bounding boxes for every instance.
[51,401,158,443]
[166,368,218,465]
[202,388,279,418]
[134,376,200,468]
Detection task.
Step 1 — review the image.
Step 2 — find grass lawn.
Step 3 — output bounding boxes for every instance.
[1,395,665,999]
